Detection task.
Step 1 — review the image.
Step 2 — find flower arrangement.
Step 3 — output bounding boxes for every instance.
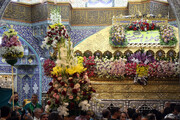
[126,50,155,85]
[83,56,96,77]
[110,58,126,79]
[127,19,157,31]
[94,57,112,78]
[41,23,69,49]
[43,23,98,116]
[109,25,128,47]
[148,61,159,78]
[160,25,177,46]
[127,50,156,64]
[0,25,24,65]
[46,68,96,116]
[156,61,176,78]
[125,63,137,78]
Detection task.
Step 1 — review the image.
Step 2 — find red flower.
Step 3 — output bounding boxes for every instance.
[141,26,144,31]
[84,81,87,84]
[43,59,55,77]
[133,27,137,31]
[72,89,77,94]
[88,95,91,100]
[54,89,58,93]
[55,99,59,104]
[70,83,74,88]
[47,101,51,105]
[92,89,96,93]
[61,90,66,96]
[49,82,53,86]
[70,102,75,109]
[129,26,132,29]
[82,91,87,96]
[60,82,65,86]
[55,36,58,40]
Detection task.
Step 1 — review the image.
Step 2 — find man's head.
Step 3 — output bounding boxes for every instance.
[102,109,111,118]
[31,94,38,104]
[0,106,11,119]
[120,112,128,120]
[14,92,19,103]
[33,108,42,119]
[111,107,120,119]
[40,113,48,120]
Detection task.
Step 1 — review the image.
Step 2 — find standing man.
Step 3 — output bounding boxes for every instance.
[24,94,42,114]
[8,92,22,114]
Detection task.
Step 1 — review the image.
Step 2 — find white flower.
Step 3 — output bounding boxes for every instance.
[45,105,50,112]
[78,100,90,111]
[74,83,80,89]
[57,103,69,116]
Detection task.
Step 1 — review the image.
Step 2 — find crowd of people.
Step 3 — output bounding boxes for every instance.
[0,92,180,120]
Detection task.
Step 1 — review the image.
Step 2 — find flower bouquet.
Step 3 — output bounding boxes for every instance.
[0,25,24,65]
[94,57,112,78]
[160,25,177,46]
[109,25,128,47]
[41,23,69,49]
[42,23,98,117]
[127,50,156,85]
[110,58,126,79]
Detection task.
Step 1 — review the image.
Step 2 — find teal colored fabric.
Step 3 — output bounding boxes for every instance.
[0,88,12,108]
[24,102,42,113]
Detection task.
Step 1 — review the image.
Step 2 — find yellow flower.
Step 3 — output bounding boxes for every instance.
[66,64,87,75]
[136,65,149,77]
[51,66,62,76]
[77,56,84,66]
[49,23,63,29]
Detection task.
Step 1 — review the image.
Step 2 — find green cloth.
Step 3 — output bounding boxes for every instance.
[7,101,22,114]
[24,102,42,113]
[0,88,12,108]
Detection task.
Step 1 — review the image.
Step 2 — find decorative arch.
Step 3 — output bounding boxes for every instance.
[124,50,133,57]
[113,50,123,58]
[83,50,92,58]
[94,50,102,59]
[156,50,165,59]
[103,50,112,59]
[167,50,176,59]
[74,50,82,56]
[147,50,155,57]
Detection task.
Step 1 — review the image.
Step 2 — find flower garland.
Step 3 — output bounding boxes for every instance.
[0,25,24,60]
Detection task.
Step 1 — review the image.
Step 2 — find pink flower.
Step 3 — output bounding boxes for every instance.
[69,95,73,100]
[56,95,60,100]
[58,88,61,93]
